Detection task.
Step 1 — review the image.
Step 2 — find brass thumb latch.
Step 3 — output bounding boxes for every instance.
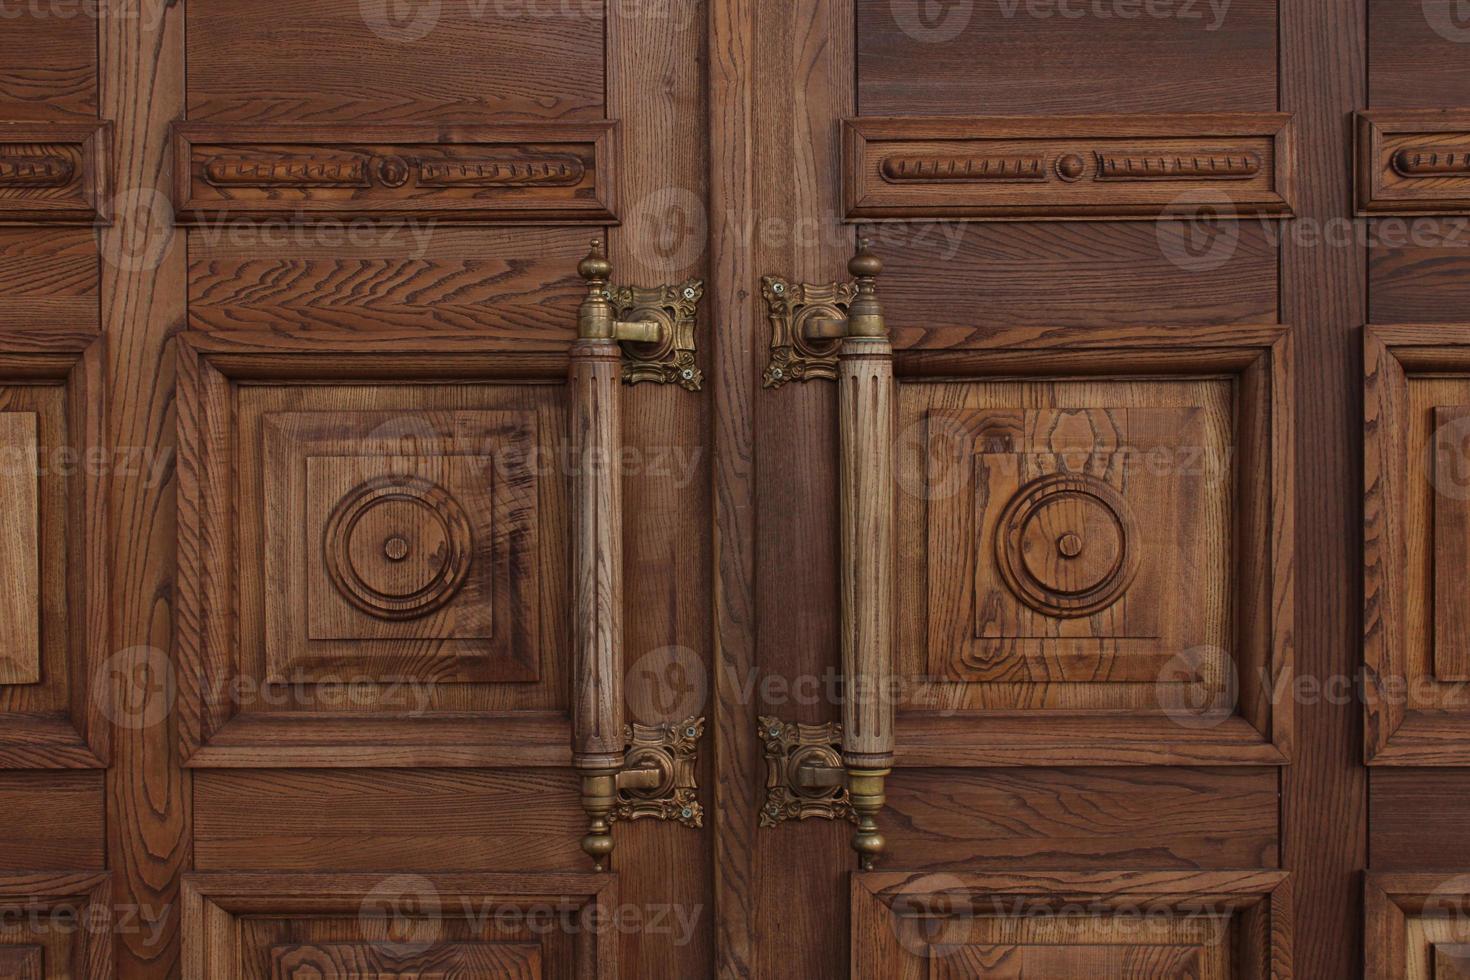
[759,716,887,870]
[761,238,886,388]
[609,716,705,829]
[577,239,705,391]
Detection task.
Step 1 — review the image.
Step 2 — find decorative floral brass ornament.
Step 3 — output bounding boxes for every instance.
[610,279,705,391]
[760,277,859,387]
[758,716,856,827]
[610,717,705,828]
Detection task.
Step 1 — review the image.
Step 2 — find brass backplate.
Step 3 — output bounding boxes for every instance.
[611,716,705,828]
[611,279,705,391]
[760,276,857,388]
[758,715,856,826]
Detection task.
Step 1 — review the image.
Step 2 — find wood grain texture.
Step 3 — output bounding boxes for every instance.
[193,770,586,872]
[188,225,586,338]
[0,771,105,870]
[184,0,605,124]
[269,941,541,979]
[0,122,111,223]
[1370,770,1470,870]
[1369,0,1470,109]
[0,9,96,119]
[879,222,1279,345]
[845,114,1294,220]
[708,0,760,971]
[0,872,113,979]
[884,767,1279,871]
[1365,873,1470,980]
[100,0,193,972]
[856,0,1278,115]
[0,229,99,331]
[1371,234,1470,323]
[1281,2,1366,978]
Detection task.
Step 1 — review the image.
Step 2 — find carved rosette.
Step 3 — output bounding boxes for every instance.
[322,475,475,621]
[610,716,705,828]
[760,277,859,388]
[994,472,1140,619]
[758,716,856,827]
[608,279,705,391]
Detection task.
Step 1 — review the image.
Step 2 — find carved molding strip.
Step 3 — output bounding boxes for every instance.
[1095,151,1261,181]
[203,153,370,188]
[0,123,111,224]
[844,113,1294,220]
[1358,110,1470,215]
[880,155,1046,182]
[172,121,617,223]
[1391,146,1470,178]
[0,153,77,188]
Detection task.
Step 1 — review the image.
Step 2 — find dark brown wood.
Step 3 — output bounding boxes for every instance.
[1357,110,1470,214]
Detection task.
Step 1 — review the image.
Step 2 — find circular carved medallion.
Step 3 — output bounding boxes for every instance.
[995,473,1139,618]
[323,475,474,620]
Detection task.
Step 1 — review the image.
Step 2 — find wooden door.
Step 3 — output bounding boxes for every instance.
[0,0,1466,977]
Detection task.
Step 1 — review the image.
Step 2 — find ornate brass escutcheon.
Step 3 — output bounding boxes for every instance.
[610,716,705,828]
[758,716,856,827]
[578,239,704,392]
[761,239,886,387]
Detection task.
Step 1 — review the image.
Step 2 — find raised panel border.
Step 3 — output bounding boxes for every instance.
[1356,110,1470,216]
[853,869,1292,978]
[0,329,108,769]
[1365,873,1470,979]
[181,872,616,979]
[843,113,1295,221]
[171,121,617,224]
[176,329,572,769]
[1363,324,1470,765]
[0,122,112,225]
[896,324,1293,767]
[0,871,112,978]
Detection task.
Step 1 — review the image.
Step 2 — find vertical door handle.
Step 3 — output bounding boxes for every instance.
[569,240,708,871]
[757,242,897,869]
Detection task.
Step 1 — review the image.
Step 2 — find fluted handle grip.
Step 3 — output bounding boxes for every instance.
[837,239,895,870]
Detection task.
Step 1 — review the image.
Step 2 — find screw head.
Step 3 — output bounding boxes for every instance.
[682,286,697,300]
[685,726,698,737]
[680,807,694,819]
[771,368,784,381]
[680,369,695,381]
[772,282,785,295]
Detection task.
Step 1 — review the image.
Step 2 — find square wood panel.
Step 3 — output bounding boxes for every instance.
[1366,874,1470,979]
[0,872,111,979]
[261,410,538,685]
[183,873,614,979]
[896,326,1292,766]
[177,331,571,769]
[0,331,107,770]
[1364,325,1470,764]
[853,870,1291,979]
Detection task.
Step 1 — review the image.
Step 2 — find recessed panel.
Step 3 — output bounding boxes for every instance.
[185,0,605,123]
[0,412,40,686]
[270,941,541,979]
[0,13,96,119]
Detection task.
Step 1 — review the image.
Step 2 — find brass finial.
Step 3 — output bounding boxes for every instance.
[846,237,887,339]
[577,238,616,340]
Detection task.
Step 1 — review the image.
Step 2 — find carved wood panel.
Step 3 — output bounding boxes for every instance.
[172,123,615,222]
[0,331,107,770]
[1365,873,1470,980]
[0,872,111,979]
[177,331,570,769]
[1364,325,1470,764]
[1357,111,1470,215]
[844,114,1294,220]
[0,123,110,224]
[896,326,1292,767]
[852,870,1291,979]
[182,873,613,979]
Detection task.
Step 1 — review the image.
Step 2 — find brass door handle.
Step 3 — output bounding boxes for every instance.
[569,242,707,871]
[759,242,897,870]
